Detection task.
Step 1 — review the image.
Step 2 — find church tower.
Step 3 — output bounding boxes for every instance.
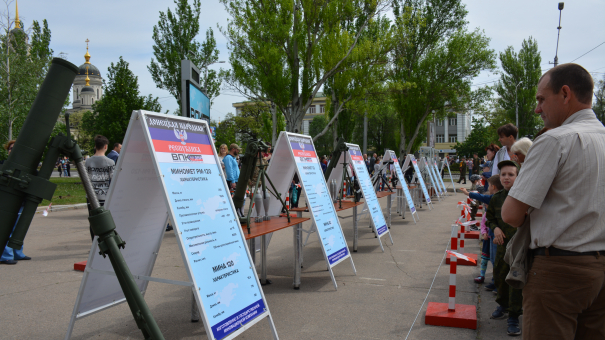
[69,39,103,112]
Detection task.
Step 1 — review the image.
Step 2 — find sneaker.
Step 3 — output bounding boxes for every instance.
[507,317,521,336]
[491,306,507,319]
[474,276,485,284]
[484,283,496,291]
[15,256,31,261]
[493,288,498,295]
[470,225,480,231]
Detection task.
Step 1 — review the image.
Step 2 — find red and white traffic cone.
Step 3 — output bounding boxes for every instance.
[425,224,477,329]
[447,222,477,266]
[449,224,458,310]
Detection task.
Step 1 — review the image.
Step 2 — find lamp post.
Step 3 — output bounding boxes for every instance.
[550,2,564,67]
[515,80,523,139]
[204,61,225,95]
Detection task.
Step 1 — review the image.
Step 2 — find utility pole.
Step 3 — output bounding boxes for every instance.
[550,2,565,67]
[515,80,523,139]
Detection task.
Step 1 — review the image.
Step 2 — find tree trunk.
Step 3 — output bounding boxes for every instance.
[399,120,406,160]
[332,92,339,149]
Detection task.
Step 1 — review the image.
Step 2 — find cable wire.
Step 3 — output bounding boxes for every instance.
[569,41,605,63]
[404,235,453,340]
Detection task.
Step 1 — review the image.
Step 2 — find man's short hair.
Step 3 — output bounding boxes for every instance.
[542,63,594,104]
[114,142,121,149]
[488,175,503,191]
[94,135,109,151]
[497,123,518,138]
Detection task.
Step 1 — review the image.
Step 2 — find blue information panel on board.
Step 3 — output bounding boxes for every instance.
[347,144,389,236]
[386,150,416,214]
[145,115,269,340]
[288,134,351,266]
[188,81,211,122]
[409,155,432,205]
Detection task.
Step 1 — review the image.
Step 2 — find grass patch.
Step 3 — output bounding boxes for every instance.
[40,177,88,206]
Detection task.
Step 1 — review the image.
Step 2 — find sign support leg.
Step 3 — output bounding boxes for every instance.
[328,266,338,290]
[353,205,358,252]
[387,195,392,229]
[293,219,301,289]
[249,238,256,264]
[349,256,357,275]
[261,234,271,285]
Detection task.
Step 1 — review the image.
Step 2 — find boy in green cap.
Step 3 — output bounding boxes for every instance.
[487,160,522,336]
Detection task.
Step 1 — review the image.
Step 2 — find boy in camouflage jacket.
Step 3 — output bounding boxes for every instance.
[486,160,522,336]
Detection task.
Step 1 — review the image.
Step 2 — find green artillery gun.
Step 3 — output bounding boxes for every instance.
[232,133,290,233]
[0,58,164,340]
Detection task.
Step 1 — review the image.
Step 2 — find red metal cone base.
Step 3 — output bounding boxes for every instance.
[425,302,477,330]
[74,260,87,271]
[445,253,478,266]
[458,230,480,239]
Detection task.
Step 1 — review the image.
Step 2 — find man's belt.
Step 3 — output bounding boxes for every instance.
[533,246,605,257]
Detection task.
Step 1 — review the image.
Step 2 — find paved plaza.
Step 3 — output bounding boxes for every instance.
[1,191,515,339]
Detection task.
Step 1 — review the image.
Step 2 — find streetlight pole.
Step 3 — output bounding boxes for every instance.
[550,2,564,67]
[204,61,226,96]
[515,80,523,139]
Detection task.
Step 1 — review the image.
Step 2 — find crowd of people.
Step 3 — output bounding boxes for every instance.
[455,63,605,339]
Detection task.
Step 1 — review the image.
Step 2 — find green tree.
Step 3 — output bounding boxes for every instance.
[82,57,162,151]
[148,0,221,111]
[494,37,542,138]
[220,0,388,134]
[390,0,496,158]
[0,18,54,142]
[453,118,495,157]
[593,75,605,124]
[309,115,332,157]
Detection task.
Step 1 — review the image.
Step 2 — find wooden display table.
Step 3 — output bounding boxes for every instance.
[241,216,310,287]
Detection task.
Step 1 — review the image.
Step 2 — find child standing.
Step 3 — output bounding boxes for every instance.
[487,160,522,336]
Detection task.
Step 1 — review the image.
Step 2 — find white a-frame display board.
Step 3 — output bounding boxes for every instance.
[443,159,457,192]
[432,159,448,196]
[405,154,434,210]
[383,150,418,223]
[264,132,356,290]
[326,143,393,251]
[420,157,441,201]
[422,157,444,199]
[66,111,278,340]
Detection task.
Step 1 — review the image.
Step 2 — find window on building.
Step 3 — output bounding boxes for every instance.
[436,134,444,143]
[449,135,457,143]
[97,89,99,99]
[303,120,310,135]
[76,88,79,99]
[437,119,443,126]
[308,106,316,114]
[449,118,457,126]
[320,105,325,113]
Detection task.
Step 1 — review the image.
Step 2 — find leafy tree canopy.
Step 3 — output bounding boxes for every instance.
[82,57,162,153]
[149,0,221,111]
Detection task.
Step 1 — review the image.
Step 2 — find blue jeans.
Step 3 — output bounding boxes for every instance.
[1,206,26,261]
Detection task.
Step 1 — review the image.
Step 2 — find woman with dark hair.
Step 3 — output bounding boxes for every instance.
[484,144,501,172]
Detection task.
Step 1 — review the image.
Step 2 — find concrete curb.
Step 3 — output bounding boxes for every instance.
[35,203,87,214]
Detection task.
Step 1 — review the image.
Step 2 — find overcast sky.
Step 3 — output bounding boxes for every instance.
[14,0,605,121]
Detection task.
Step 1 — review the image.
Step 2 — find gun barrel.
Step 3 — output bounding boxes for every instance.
[0,58,78,252]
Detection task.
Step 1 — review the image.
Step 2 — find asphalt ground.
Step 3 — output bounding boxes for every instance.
[0,190,517,339]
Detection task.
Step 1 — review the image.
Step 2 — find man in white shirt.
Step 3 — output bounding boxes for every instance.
[491,123,516,175]
[502,63,605,339]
